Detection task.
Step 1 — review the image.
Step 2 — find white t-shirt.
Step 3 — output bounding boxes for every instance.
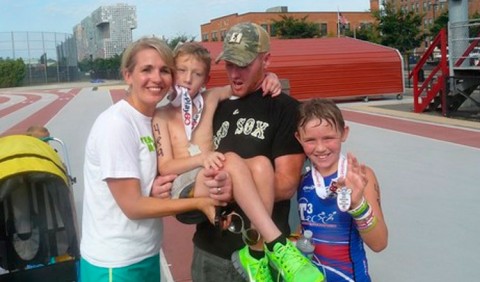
[81,100,162,268]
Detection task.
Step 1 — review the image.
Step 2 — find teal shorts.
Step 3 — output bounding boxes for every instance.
[80,254,160,282]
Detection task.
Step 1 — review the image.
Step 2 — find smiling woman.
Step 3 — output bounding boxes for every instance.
[79,37,222,282]
[121,37,175,116]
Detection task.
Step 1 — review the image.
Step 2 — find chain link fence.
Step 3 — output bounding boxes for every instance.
[0,31,82,86]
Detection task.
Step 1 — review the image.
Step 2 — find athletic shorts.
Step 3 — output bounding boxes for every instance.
[191,245,244,282]
[80,254,160,282]
[171,168,201,199]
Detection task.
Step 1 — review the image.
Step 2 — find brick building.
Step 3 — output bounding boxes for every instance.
[200,1,380,42]
[388,0,480,34]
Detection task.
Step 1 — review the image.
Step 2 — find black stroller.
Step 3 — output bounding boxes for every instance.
[0,135,80,282]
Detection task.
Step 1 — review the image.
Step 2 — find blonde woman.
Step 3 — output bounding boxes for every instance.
[80,37,230,282]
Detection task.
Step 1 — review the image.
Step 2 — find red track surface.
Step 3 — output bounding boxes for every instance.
[341,110,480,148]
[1,88,81,136]
[163,217,195,282]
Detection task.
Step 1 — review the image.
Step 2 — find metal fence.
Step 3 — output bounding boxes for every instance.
[448,18,480,70]
[0,31,81,86]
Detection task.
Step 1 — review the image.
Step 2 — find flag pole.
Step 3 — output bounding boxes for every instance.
[337,7,340,38]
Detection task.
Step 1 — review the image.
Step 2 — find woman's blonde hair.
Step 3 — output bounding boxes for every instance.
[121,37,175,77]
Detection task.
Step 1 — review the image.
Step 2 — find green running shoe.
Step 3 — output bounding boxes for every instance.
[265,240,324,282]
[232,245,274,282]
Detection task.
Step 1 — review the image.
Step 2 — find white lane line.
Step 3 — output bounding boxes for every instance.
[160,249,174,282]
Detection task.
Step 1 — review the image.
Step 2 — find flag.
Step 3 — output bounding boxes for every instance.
[337,10,349,37]
[338,12,349,26]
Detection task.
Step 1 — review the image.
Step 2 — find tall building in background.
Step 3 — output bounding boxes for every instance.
[74,3,136,61]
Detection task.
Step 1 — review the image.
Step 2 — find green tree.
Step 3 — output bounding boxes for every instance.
[271,15,321,39]
[428,11,480,41]
[373,1,424,53]
[104,54,122,78]
[77,53,122,80]
[469,11,480,39]
[428,11,448,38]
[78,58,93,73]
[0,58,26,88]
[345,23,381,43]
[165,35,196,50]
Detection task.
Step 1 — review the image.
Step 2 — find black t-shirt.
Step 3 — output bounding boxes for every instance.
[193,89,303,259]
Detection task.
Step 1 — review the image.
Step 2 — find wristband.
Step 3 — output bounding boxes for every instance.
[348,197,367,217]
[358,216,378,233]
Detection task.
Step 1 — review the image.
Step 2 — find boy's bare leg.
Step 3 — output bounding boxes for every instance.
[244,156,274,215]
[192,153,279,248]
[193,168,210,198]
[221,152,280,244]
[244,156,275,251]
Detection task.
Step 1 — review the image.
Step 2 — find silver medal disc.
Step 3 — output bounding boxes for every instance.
[337,187,352,212]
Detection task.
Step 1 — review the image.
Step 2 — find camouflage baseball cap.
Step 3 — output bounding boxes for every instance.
[215,22,270,67]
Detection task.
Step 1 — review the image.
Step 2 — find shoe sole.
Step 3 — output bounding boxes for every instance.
[231,251,250,280]
[175,210,207,224]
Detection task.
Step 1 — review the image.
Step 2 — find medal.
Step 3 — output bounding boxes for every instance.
[329,180,339,194]
[188,143,201,156]
[171,85,204,142]
[311,155,347,199]
[337,187,352,212]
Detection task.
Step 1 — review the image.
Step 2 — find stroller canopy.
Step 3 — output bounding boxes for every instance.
[0,135,79,280]
[0,135,68,185]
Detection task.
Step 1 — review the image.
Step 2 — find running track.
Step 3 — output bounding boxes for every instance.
[2,87,478,148]
[1,85,479,281]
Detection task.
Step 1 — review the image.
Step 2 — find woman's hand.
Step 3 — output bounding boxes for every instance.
[150,174,177,198]
[197,197,226,225]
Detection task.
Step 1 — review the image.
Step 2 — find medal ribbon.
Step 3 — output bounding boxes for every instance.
[311,154,347,199]
[171,85,204,141]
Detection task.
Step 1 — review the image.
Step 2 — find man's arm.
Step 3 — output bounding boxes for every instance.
[273,153,305,201]
[203,168,233,203]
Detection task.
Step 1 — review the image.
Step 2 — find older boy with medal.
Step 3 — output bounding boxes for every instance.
[152,42,281,209]
[295,98,388,282]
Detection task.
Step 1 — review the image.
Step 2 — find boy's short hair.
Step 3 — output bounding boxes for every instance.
[173,42,212,75]
[26,125,50,138]
[297,98,345,133]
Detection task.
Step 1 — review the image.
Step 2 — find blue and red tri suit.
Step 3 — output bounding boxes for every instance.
[297,169,371,282]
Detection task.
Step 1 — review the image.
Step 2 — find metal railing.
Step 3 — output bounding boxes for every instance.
[448,18,480,71]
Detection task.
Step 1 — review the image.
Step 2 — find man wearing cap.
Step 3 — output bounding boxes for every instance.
[191,22,324,282]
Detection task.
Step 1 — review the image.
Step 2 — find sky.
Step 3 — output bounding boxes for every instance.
[0,0,371,40]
